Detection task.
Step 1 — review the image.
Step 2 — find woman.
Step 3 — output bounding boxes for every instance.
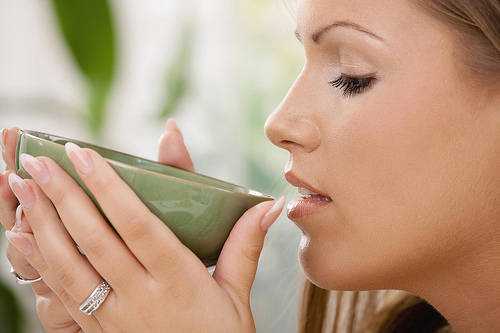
[1,0,499,331]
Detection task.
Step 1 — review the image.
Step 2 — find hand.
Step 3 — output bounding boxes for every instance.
[1,127,82,332]
[6,121,284,332]
[1,119,201,332]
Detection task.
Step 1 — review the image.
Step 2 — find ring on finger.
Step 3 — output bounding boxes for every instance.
[9,265,43,285]
[79,280,111,316]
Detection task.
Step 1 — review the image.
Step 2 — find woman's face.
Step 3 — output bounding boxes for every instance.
[265,0,500,291]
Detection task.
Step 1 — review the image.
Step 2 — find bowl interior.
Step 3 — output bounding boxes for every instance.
[20,130,271,199]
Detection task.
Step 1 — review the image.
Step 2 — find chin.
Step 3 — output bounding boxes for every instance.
[297,235,382,291]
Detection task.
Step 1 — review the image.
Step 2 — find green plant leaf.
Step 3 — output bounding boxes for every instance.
[50,0,117,137]
[0,272,24,333]
[158,22,194,119]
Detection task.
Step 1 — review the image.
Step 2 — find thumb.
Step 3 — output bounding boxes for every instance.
[213,196,285,304]
[157,118,195,172]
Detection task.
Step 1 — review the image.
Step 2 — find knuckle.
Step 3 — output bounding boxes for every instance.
[123,213,148,243]
[158,278,195,311]
[5,244,30,267]
[52,261,76,290]
[32,255,49,276]
[36,294,58,315]
[47,182,65,206]
[81,232,106,258]
[148,249,180,272]
[35,297,51,325]
[241,242,262,266]
[54,286,74,306]
[51,185,79,209]
[92,171,115,194]
[36,293,76,330]
[49,186,68,207]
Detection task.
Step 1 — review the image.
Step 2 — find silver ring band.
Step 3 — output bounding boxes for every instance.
[9,265,43,285]
[79,281,111,316]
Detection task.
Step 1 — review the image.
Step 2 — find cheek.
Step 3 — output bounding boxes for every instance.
[339,77,479,228]
[305,72,491,289]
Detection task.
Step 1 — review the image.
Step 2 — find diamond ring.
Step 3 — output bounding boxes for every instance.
[79,281,111,316]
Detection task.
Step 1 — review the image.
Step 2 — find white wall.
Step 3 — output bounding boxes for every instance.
[0,1,302,332]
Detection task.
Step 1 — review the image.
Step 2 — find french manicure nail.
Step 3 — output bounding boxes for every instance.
[260,196,286,231]
[12,205,31,233]
[5,230,32,256]
[65,142,93,175]
[20,154,50,184]
[12,205,23,231]
[8,173,35,209]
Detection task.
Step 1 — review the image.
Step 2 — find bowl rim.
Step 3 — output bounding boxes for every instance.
[17,129,274,201]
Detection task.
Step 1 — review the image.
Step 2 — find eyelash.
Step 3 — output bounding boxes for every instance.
[328,74,377,97]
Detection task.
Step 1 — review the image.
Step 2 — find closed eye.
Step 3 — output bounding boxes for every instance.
[328,74,377,97]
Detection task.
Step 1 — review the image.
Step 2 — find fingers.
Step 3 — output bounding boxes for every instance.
[157,119,195,172]
[213,196,285,305]
[7,241,48,294]
[2,127,20,171]
[61,142,195,277]
[6,211,41,288]
[0,127,21,231]
[15,155,146,290]
[5,230,101,332]
[12,205,32,233]
[35,296,82,333]
[7,177,109,303]
[0,171,18,230]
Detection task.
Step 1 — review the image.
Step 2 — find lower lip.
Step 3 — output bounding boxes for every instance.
[286,194,332,220]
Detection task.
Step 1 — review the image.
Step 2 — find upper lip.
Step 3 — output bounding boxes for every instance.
[284,171,331,198]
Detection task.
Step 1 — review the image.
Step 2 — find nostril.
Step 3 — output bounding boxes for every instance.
[280,140,302,150]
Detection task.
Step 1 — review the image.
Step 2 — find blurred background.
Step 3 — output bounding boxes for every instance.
[0,0,305,332]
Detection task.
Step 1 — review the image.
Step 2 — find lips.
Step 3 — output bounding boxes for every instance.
[284,170,333,220]
[284,171,331,199]
[286,194,332,220]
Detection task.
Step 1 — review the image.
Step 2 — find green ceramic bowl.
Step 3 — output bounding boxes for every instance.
[15,129,273,266]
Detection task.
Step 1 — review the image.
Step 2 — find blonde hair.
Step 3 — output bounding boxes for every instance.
[298,281,450,333]
[298,1,500,332]
[415,0,500,78]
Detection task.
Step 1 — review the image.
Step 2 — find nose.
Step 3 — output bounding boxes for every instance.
[264,77,321,153]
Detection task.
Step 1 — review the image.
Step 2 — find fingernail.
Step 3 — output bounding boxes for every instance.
[65,142,93,175]
[5,230,32,256]
[12,205,30,233]
[260,196,285,231]
[20,154,50,184]
[8,173,35,209]
[165,118,178,132]
[12,205,23,231]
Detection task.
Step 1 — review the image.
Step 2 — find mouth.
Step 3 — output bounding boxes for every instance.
[284,171,333,220]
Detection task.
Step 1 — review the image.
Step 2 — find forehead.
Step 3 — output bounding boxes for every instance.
[296,0,418,41]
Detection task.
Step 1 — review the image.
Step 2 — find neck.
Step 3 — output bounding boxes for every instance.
[404,236,500,333]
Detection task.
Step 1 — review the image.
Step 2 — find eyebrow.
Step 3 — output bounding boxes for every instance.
[295,21,384,44]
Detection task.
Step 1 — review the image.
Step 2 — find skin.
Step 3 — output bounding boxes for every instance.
[1,0,499,332]
[264,0,500,332]
[0,124,284,332]
[0,123,201,332]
